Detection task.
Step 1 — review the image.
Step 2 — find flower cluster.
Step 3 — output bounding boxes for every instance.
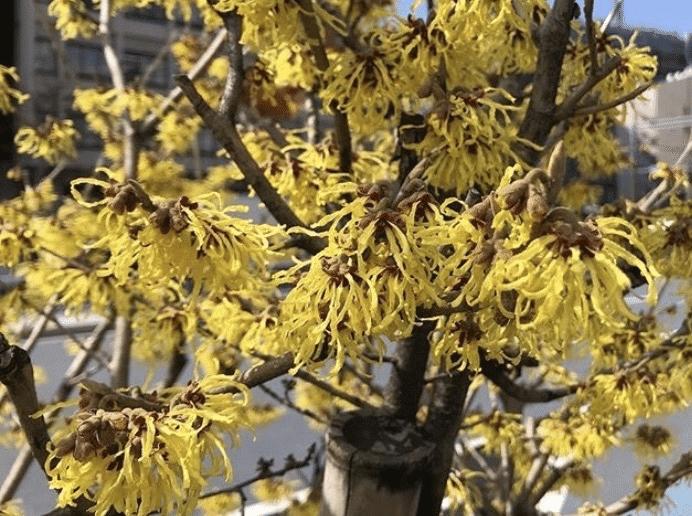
[279,177,450,370]
[0,65,28,114]
[47,376,250,516]
[47,0,97,39]
[71,174,284,299]
[640,197,692,278]
[410,88,528,194]
[432,165,658,370]
[560,23,657,175]
[14,118,79,165]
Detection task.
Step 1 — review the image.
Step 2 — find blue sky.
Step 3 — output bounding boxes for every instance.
[587,0,691,37]
[400,0,691,37]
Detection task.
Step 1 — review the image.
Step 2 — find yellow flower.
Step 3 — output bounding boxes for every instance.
[279,181,450,370]
[563,111,629,175]
[584,369,663,423]
[410,88,529,194]
[649,161,689,189]
[558,180,603,212]
[631,424,674,459]
[445,469,482,516]
[212,0,305,51]
[47,376,250,516]
[591,315,661,367]
[156,111,203,155]
[474,215,656,345]
[0,65,29,114]
[15,118,79,164]
[538,412,619,461]
[47,0,97,39]
[0,499,24,516]
[642,197,692,278]
[72,176,285,299]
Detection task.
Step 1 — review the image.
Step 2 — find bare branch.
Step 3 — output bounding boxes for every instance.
[417,371,472,516]
[583,0,598,76]
[174,75,326,254]
[554,56,622,121]
[481,359,578,403]
[199,443,317,500]
[141,28,229,134]
[385,321,433,421]
[516,0,576,164]
[216,11,244,120]
[109,315,131,389]
[238,352,295,389]
[99,0,138,180]
[0,333,51,472]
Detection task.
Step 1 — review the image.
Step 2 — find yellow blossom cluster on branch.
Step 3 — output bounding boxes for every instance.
[0,65,28,114]
[46,376,250,516]
[14,118,79,165]
[279,179,450,370]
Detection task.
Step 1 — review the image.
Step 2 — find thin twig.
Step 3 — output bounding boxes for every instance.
[563,451,692,516]
[0,445,33,504]
[637,132,692,211]
[583,0,598,76]
[555,56,622,120]
[199,443,317,500]
[174,74,326,254]
[99,0,138,180]
[294,369,374,409]
[567,81,653,119]
[481,359,578,403]
[258,384,325,424]
[137,29,178,89]
[141,28,229,134]
[294,0,352,176]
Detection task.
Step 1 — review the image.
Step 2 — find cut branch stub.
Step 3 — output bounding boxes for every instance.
[320,409,434,516]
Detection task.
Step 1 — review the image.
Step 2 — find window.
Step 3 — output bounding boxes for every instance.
[122,49,171,90]
[35,38,58,75]
[66,42,109,82]
[123,5,167,24]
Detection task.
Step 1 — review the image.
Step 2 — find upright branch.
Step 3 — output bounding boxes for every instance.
[584,0,598,74]
[417,371,472,516]
[294,0,353,176]
[109,316,131,389]
[517,0,575,163]
[98,0,138,180]
[217,11,244,120]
